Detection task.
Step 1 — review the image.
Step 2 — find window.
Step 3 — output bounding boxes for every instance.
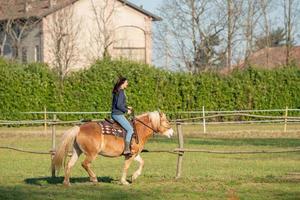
[114,26,146,63]
[34,45,41,62]
[21,47,27,63]
[3,44,12,57]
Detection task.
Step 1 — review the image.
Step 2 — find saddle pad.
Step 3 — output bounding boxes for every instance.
[99,121,126,138]
[98,120,139,144]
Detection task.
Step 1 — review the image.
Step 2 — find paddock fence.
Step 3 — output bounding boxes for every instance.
[1,107,300,178]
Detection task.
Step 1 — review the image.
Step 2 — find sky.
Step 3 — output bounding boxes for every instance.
[128,0,163,14]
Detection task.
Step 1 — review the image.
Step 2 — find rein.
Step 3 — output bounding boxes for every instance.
[133,117,158,134]
[131,110,158,134]
[131,111,171,134]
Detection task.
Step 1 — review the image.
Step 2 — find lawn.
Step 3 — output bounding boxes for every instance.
[0,125,299,200]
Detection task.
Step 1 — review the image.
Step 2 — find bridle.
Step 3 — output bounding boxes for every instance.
[133,117,158,133]
[132,111,171,134]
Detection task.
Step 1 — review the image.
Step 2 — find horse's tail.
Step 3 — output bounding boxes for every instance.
[52,126,80,171]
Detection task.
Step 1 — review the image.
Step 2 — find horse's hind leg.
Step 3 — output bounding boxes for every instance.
[131,154,144,182]
[63,145,82,186]
[81,154,98,183]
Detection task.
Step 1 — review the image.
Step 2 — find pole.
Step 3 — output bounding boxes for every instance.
[202,106,206,133]
[51,114,57,177]
[175,122,184,179]
[44,106,47,135]
[284,106,288,132]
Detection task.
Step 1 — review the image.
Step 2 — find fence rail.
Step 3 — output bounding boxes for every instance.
[0,107,300,124]
[1,108,300,178]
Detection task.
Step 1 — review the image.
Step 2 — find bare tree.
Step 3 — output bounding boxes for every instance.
[7,18,41,59]
[88,0,117,60]
[242,0,261,64]
[215,0,244,69]
[283,0,299,65]
[46,6,81,82]
[257,0,273,65]
[0,1,41,59]
[226,0,234,69]
[255,27,285,49]
[0,21,9,56]
[155,0,224,73]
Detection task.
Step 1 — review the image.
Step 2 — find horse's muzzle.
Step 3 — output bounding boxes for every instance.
[163,128,174,138]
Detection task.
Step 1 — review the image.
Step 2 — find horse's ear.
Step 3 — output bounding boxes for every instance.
[157,109,162,116]
[158,110,164,118]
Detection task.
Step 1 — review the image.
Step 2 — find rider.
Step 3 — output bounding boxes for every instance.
[111,77,133,155]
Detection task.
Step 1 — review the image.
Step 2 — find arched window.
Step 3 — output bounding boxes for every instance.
[113,26,146,63]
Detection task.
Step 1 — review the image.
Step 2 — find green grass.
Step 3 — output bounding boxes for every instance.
[0,128,300,200]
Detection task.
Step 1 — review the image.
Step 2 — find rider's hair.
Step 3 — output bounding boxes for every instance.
[112,76,127,94]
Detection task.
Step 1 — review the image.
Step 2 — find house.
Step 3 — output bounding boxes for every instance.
[239,46,300,69]
[0,0,161,73]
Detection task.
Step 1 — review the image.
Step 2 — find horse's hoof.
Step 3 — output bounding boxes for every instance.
[131,175,138,182]
[121,180,130,185]
[90,177,98,183]
[63,181,71,186]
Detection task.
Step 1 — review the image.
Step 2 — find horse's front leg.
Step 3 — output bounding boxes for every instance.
[121,155,136,185]
[131,154,144,182]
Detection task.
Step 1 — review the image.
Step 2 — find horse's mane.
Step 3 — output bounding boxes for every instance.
[136,111,161,130]
[148,111,161,130]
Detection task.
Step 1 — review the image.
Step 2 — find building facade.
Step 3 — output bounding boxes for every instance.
[0,0,161,71]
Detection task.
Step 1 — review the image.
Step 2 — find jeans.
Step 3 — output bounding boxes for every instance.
[112,114,134,143]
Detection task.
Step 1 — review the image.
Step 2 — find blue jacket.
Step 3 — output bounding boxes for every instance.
[111,89,128,115]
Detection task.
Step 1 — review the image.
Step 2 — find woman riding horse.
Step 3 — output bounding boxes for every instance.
[111,77,133,155]
[52,111,174,186]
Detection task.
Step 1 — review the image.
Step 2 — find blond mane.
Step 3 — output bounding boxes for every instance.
[135,111,161,131]
[148,111,161,130]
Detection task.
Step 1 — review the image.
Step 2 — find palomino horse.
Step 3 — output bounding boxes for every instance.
[52,111,174,186]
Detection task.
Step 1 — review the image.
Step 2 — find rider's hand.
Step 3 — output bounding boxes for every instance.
[127,109,132,114]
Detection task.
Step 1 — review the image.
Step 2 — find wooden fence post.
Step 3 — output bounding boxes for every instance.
[202,106,206,134]
[284,106,288,132]
[44,107,47,135]
[51,114,57,177]
[176,122,184,179]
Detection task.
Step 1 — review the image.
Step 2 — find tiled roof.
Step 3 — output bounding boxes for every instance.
[0,0,78,20]
[243,46,300,68]
[0,0,161,21]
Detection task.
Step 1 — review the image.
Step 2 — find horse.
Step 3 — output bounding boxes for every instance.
[52,111,174,186]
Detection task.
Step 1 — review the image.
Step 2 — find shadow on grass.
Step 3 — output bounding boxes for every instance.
[149,137,300,148]
[0,183,156,200]
[255,174,300,184]
[186,138,300,148]
[24,176,115,185]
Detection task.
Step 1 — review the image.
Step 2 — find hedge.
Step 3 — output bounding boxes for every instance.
[0,58,299,120]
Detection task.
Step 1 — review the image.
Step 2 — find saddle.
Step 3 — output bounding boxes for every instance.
[99,118,138,143]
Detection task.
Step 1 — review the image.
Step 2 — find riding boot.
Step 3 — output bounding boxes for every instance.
[123,141,131,155]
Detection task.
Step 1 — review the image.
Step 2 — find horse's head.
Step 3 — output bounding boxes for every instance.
[148,111,174,138]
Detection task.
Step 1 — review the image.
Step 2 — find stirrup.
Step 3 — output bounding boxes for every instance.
[123,150,132,155]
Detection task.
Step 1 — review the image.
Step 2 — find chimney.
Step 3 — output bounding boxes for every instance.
[25,1,33,12]
[50,0,58,7]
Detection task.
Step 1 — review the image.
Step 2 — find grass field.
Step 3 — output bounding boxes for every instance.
[0,125,300,200]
